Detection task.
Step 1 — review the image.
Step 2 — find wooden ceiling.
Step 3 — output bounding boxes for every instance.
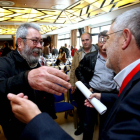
[0,0,139,35]
[2,0,79,9]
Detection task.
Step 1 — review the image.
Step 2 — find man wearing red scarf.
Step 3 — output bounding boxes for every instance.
[85,7,140,140]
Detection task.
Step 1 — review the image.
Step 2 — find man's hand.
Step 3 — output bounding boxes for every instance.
[89,88,93,92]
[7,93,41,124]
[28,66,71,95]
[16,93,28,99]
[84,93,101,108]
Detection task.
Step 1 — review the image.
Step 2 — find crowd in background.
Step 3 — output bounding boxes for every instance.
[0,41,15,57]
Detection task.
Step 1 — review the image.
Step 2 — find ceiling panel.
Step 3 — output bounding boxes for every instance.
[7,0,79,9]
[0,0,139,35]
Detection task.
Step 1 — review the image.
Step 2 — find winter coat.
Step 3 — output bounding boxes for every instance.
[0,49,55,140]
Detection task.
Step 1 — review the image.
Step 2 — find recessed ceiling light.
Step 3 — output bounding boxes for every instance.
[51,4,67,10]
[0,1,15,6]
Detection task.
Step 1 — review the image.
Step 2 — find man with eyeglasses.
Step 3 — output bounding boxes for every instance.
[85,7,140,140]
[0,23,71,140]
[75,30,118,140]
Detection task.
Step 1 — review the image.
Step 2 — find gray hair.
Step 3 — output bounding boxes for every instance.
[112,7,140,48]
[15,23,41,47]
[98,30,108,38]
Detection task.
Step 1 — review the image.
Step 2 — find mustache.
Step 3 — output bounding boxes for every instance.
[32,48,42,55]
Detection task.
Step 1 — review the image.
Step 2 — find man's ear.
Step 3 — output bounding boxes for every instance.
[122,28,131,50]
[17,38,22,48]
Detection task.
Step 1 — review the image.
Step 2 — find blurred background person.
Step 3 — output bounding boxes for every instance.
[52,46,58,56]
[71,45,77,57]
[62,43,70,58]
[55,48,67,65]
[1,42,12,56]
[71,46,74,51]
[43,43,50,58]
[68,45,71,57]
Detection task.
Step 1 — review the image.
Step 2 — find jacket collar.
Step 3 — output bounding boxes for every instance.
[76,44,97,54]
[114,59,140,88]
[13,49,26,63]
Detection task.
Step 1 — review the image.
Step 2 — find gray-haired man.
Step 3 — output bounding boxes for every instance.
[0,23,71,140]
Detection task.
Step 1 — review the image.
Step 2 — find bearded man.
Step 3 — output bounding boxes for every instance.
[0,23,71,140]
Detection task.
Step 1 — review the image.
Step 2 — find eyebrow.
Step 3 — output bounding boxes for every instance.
[106,30,123,36]
[32,37,43,40]
[82,39,89,41]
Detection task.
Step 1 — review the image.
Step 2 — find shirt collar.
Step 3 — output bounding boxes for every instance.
[97,52,105,60]
[114,59,140,88]
[97,52,100,58]
[82,45,95,53]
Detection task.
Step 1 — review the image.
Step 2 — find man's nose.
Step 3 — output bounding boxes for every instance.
[102,44,106,51]
[36,42,42,49]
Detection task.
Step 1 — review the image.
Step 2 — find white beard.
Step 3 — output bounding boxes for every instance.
[20,44,42,66]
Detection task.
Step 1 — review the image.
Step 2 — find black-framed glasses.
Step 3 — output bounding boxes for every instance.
[106,30,123,40]
[22,38,44,46]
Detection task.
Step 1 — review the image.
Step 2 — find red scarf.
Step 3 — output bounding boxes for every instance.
[118,63,140,96]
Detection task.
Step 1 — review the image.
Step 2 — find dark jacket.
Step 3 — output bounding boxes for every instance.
[0,50,55,140]
[19,113,74,140]
[1,46,11,56]
[100,70,140,140]
[75,50,98,89]
[75,50,117,91]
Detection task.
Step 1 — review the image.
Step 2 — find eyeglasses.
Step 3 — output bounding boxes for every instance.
[106,30,123,40]
[99,36,108,43]
[22,38,44,46]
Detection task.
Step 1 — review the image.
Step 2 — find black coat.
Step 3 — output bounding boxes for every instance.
[101,70,140,140]
[0,50,55,140]
[1,47,11,56]
[75,50,98,89]
[19,113,74,140]
[75,50,117,91]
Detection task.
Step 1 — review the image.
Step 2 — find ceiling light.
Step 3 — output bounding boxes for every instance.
[51,5,67,10]
[0,1,15,6]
